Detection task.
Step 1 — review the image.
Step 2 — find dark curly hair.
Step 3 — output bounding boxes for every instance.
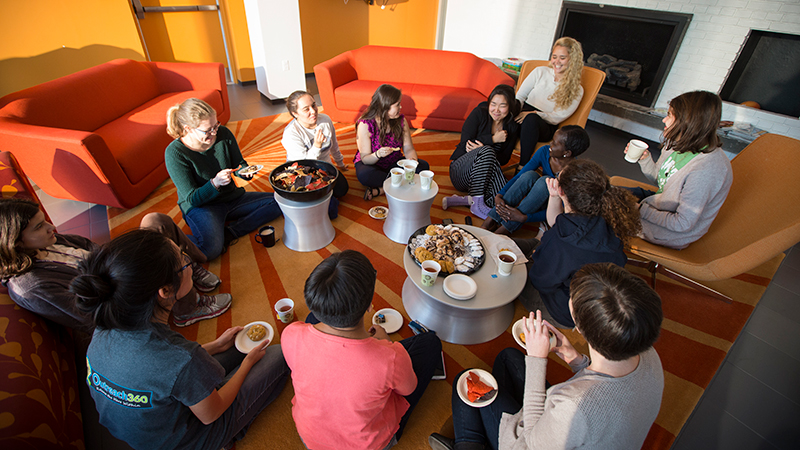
[558,159,642,244]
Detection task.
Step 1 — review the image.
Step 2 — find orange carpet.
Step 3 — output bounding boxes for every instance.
[107,112,783,450]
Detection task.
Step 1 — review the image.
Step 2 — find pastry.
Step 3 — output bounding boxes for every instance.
[247,324,267,341]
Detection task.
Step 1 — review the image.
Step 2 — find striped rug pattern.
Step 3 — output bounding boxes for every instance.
[107,112,783,450]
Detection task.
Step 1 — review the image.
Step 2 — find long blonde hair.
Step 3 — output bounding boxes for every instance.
[166,98,216,139]
[549,37,584,111]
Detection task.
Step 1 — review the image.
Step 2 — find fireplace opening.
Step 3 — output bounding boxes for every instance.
[720,30,800,118]
[555,2,691,107]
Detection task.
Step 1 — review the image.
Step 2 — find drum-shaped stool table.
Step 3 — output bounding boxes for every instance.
[275,191,334,252]
[383,175,438,244]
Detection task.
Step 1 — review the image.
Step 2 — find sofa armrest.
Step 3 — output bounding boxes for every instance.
[143,61,230,123]
[0,121,124,199]
[314,52,358,122]
[473,60,514,97]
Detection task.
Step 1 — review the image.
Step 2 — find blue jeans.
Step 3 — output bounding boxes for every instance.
[304,312,441,443]
[206,345,290,449]
[452,348,529,450]
[488,172,550,232]
[184,192,282,260]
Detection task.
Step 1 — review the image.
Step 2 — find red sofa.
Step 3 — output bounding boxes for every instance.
[314,46,513,132]
[0,59,229,209]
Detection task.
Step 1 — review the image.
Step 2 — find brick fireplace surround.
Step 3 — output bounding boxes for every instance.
[440,0,800,143]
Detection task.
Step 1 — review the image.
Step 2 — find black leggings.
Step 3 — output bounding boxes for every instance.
[519,113,557,167]
[355,159,430,188]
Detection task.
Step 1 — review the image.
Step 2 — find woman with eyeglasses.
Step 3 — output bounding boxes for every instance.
[0,198,231,330]
[165,98,281,260]
[74,229,289,450]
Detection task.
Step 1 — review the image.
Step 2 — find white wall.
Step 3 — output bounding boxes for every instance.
[441,0,800,140]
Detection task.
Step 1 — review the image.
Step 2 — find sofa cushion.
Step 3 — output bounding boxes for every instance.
[350,46,483,89]
[94,89,223,185]
[0,295,84,449]
[0,59,161,132]
[407,84,486,121]
[333,81,416,119]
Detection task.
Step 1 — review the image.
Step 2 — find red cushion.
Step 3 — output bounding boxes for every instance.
[0,295,84,449]
[95,89,223,184]
[408,84,486,121]
[333,81,416,118]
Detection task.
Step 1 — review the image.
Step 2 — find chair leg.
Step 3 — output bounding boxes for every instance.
[652,263,733,304]
[625,258,733,303]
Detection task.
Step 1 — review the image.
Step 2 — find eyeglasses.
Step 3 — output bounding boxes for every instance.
[176,252,192,274]
[195,121,220,138]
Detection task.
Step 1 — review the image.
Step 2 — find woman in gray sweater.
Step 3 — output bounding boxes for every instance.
[430,263,664,450]
[624,90,733,249]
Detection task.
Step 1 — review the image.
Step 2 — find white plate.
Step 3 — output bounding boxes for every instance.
[239,164,264,176]
[372,308,402,334]
[456,368,498,407]
[396,159,410,168]
[512,317,556,350]
[443,274,477,300]
[369,206,388,220]
[235,321,274,353]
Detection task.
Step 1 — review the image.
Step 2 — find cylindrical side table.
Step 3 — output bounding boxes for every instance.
[382,175,439,244]
[275,191,334,252]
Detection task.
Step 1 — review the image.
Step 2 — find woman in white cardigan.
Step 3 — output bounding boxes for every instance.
[514,37,584,170]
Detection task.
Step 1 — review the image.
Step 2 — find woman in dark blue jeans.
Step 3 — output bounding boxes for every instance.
[165,98,281,260]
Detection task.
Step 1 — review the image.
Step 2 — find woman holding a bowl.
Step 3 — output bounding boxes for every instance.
[74,229,289,450]
[355,84,429,201]
[282,90,349,217]
[165,98,281,260]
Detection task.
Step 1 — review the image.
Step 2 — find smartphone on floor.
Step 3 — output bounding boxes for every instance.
[433,351,446,380]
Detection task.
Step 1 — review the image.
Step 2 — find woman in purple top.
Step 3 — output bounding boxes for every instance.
[355,84,429,201]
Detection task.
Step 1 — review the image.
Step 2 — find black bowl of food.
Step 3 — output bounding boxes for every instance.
[269,159,338,202]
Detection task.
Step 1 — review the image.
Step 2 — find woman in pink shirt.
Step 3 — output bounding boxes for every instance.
[282,250,441,450]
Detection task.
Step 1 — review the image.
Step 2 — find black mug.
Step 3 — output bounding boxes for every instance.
[254,225,278,248]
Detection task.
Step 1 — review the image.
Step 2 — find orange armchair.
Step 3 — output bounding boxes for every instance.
[0,59,229,209]
[611,134,800,302]
[512,60,605,161]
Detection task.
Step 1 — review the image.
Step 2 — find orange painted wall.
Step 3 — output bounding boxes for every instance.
[0,0,145,97]
[298,0,439,74]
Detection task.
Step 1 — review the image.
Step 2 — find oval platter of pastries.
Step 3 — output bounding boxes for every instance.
[407,224,485,276]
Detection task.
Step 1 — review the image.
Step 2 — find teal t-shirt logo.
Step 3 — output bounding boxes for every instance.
[86,357,153,409]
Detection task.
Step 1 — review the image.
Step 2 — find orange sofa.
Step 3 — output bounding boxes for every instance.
[0,59,230,209]
[314,46,513,132]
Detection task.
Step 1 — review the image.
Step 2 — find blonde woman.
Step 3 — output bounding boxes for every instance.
[165,98,281,260]
[515,37,585,169]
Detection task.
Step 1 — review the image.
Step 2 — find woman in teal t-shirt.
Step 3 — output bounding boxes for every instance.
[622,91,733,249]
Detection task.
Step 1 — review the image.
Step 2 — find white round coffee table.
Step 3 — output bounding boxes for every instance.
[274,191,335,252]
[383,174,438,244]
[401,225,526,344]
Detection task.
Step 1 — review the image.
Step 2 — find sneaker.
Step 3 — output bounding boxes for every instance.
[192,263,221,292]
[173,293,232,327]
[428,433,455,450]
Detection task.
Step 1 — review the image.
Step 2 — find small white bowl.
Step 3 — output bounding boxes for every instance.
[372,308,403,334]
[235,321,274,353]
[456,368,498,407]
[512,317,556,350]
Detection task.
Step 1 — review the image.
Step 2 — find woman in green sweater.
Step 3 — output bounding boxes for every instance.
[165,98,281,260]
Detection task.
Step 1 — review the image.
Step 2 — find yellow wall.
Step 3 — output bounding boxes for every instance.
[221,0,256,83]
[0,0,145,97]
[298,0,438,74]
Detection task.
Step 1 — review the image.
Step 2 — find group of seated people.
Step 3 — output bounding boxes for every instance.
[0,35,734,450]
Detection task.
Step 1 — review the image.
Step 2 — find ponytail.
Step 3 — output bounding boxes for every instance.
[559,160,641,244]
[165,98,216,139]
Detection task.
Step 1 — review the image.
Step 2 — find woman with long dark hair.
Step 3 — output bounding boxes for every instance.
[74,229,289,450]
[443,84,521,217]
[355,84,430,201]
